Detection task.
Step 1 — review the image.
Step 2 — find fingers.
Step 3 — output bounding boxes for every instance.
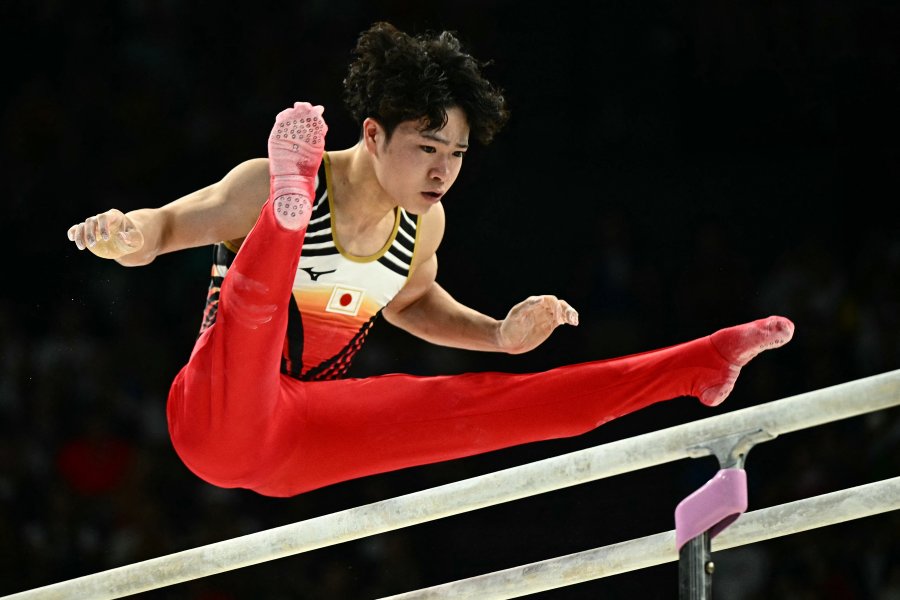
[500,295,579,354]
[527,295,579,327]
[67,210,122,251]
[67,218,95,250]
[68,215,99,250]
[558,299,579,326]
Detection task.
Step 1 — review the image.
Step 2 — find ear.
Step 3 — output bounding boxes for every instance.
[362,118,383,156]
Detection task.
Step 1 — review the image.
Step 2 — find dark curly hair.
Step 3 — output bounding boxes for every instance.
[342,22,510,145]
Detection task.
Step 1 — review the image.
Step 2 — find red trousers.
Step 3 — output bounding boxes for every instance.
[167,200,735,497]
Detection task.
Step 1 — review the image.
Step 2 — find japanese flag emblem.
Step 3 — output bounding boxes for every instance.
[326,285,365,316]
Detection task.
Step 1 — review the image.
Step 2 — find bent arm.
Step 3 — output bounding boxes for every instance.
[382,205,578,354]
[383,254,505,351]
[384,257,578,354]
[67,158,270,266]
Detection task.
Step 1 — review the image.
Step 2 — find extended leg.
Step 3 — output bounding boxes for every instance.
[167,103,327,487]
[251,317,793,496]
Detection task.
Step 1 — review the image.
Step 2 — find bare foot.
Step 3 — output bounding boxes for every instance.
[699,316,795,406]
[267,102,327,230]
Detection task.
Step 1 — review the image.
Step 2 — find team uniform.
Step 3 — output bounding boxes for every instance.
[166,150,789,498]
[200,154,419,381]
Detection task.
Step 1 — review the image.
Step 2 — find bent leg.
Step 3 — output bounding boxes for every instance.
[167,103,327,487]
[252,316,793,496]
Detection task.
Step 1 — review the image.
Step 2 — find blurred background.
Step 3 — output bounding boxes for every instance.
[2,0,899,598]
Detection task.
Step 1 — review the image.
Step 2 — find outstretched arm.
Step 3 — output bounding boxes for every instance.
[66,158,270,266]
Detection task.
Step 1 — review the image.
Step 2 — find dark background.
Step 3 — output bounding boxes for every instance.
[2,1,899,598]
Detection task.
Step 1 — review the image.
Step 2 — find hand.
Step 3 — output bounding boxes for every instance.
[498,295,579,354]
[67,209,145,259]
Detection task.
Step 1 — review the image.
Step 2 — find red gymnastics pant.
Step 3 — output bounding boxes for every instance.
[167,201,752,498]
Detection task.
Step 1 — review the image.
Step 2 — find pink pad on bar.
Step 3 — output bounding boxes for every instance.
[674,468,748,550]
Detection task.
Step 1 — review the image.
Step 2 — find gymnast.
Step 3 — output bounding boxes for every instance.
[66,21,794,497]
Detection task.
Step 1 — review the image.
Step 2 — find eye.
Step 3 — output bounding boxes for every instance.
[453,151,467,158]
[420,145,436,154]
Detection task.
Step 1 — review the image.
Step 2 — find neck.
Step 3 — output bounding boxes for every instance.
[326,143,398,255]
[329,142,396,226]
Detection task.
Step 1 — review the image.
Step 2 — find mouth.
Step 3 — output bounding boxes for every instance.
[421,191,443,202]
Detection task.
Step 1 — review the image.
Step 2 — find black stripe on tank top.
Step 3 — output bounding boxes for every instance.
[395,211,417,252]
[374,210,417,275]
[302,245,339,257]
[376,255,410,276]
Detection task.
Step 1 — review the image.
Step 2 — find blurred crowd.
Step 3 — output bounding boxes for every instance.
[2,1,899,598]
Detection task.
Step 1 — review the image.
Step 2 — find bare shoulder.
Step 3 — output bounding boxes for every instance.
[413,203,446,261]
[213,158,271,247]
[388,205,444,313]
[221,158,270,199]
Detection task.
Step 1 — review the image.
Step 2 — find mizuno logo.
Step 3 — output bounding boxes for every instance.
[301,267,336,281]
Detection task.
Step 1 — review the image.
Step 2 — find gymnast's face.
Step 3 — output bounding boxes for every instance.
[367,106,469,215]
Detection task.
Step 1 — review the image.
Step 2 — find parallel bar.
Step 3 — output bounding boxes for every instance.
[4,369,899,600]
[380,476,900,599]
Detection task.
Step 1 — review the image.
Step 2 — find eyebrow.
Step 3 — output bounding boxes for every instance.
[422,131,469,149]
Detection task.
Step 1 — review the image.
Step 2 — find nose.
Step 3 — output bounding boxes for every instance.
[429,155,450,182]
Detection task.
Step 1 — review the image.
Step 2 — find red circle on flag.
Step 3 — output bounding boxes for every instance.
[339,293,352,307]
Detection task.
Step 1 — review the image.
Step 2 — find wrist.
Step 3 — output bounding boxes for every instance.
[495,318,525,354]
[493,318,507,352]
